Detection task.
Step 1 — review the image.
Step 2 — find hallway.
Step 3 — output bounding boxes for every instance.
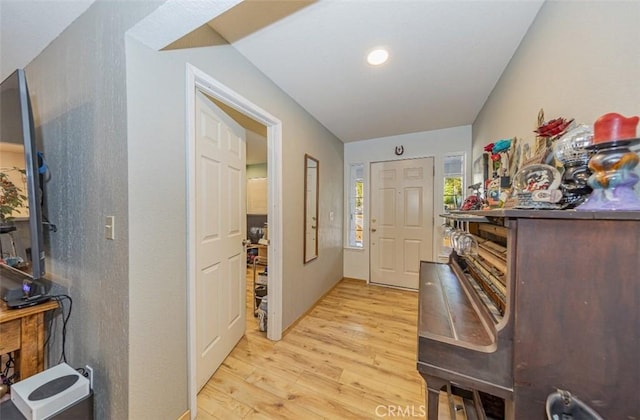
[196,275,427,418]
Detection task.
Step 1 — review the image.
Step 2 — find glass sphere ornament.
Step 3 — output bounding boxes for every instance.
[553,124,594,208]
[553,124,593,165]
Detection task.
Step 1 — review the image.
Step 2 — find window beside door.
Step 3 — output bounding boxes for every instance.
[443,154,464,211]
[347,163,364,248]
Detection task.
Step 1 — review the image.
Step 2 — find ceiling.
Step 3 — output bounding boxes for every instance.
[1,0,544,147]
[0,0,96,81]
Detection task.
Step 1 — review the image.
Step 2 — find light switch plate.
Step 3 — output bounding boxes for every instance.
[105,216,115,240]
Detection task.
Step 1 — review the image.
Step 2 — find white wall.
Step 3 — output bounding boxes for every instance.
[344,125,472,281]
[473,1,640,173]
[126,35,344,417]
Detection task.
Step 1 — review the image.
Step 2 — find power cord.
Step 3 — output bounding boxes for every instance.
[48,294,73,364]
[75,366,89,380]
[1,353,16,386]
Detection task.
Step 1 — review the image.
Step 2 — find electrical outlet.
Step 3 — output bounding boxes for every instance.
[85,365,94,390]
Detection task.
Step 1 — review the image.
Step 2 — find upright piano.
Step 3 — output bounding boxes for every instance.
[417,210,640,419]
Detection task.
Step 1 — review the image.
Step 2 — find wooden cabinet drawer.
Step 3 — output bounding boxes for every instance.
[0,319,21,354]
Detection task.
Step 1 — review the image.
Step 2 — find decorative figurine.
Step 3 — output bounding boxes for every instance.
[577,113,640,211]
[513,163,562,209]
[553,124,594,208]
[460,183,484,211]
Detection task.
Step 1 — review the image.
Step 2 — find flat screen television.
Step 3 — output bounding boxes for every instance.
[0,69,46,281]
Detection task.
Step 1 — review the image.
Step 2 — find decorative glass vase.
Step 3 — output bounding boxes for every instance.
[553,124,594,208]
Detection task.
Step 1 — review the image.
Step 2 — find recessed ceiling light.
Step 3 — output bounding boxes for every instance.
[367,48,389,66]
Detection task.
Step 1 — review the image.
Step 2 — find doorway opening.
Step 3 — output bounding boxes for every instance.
[186,63,283,416]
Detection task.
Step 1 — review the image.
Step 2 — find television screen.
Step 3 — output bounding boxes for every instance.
[0,69,45,281]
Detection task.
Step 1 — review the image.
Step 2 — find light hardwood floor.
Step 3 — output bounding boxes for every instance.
[196,272,456,419]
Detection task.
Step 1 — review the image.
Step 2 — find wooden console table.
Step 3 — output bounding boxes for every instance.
[0,299,59,380]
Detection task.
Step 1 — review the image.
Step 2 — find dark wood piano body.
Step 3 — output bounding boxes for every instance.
[417,210,640,419]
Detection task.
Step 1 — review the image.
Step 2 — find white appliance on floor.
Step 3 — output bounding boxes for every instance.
[11,363,90,420]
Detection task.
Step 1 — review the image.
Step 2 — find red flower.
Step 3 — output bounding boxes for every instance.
[535,118,574,138]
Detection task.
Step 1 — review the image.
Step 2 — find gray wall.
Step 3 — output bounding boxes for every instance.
[24,1,163,419]
[126,33,344,417]
[472,1,640,169]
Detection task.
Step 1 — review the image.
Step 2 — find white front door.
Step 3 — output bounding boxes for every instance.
[194,90,246,391]
[370,157,434,289]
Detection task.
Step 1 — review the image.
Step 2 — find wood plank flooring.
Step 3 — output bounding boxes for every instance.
[196,273,456,419]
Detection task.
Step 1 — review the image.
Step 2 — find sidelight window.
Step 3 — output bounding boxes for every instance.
[347,163,364,248]
[443,154,464,211]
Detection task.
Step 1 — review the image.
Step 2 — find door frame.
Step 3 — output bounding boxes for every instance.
[186,63,283,416]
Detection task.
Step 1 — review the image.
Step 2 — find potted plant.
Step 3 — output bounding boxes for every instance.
[0,169,27,231]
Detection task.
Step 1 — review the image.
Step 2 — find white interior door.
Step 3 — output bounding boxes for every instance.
[370,157,434,289]
[195,90,246,391]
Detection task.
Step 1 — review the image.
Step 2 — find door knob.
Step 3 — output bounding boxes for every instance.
[371,228,377,233]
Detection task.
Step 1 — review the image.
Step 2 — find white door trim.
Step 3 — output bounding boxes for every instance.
[186,63,283,418]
